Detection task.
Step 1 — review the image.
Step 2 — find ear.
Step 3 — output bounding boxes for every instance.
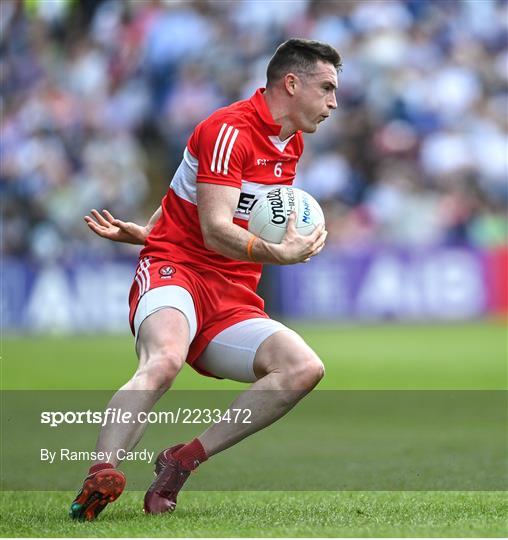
[283,73,298,96]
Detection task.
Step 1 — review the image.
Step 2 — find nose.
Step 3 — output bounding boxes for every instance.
[328,92,338,110]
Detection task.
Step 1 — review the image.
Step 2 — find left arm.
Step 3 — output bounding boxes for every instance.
[84,206,161,245]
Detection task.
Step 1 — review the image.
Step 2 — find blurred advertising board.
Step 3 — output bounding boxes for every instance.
[273,246,507,321]
[2,247,507,333]
[2,257,135,333]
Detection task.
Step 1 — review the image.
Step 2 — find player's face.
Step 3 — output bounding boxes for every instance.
[291,61,338,133]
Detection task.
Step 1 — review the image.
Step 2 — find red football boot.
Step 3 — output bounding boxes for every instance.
[144,444,191,515]
[153,443,185,476]
[70,468,126,521]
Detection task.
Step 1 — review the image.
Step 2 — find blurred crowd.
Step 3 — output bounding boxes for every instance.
[1,0,507,262]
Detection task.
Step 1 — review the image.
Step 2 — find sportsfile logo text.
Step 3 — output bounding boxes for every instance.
[40,407,252,427]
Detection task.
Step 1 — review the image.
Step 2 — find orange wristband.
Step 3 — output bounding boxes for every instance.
[247,235,257,261]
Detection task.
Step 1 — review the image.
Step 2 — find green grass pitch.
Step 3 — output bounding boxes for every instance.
[1,491,506,537]
[1,321,507,537]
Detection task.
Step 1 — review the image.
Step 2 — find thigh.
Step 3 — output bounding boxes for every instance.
[136,307,190,368]
[194,318,289,383]
[134,284,197,370]
[252,327,321,378]
[134,284,197,343]
[129,258,199,341]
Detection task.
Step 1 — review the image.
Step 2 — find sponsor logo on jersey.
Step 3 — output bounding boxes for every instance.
[237,192,258,215]
[159,265,176,279]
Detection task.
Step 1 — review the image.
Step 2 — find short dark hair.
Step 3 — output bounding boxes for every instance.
[266,38,342,87]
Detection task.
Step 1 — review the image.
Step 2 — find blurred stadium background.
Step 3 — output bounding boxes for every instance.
[1,2,507,536]
[1,0,507,333]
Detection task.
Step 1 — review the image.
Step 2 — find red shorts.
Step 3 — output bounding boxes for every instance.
[128,257,268,374]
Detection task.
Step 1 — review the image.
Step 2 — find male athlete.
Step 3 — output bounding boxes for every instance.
[71,38,340,520]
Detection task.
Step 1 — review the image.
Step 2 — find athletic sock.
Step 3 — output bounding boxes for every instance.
[172,438,208,470]
[89,462,115,475]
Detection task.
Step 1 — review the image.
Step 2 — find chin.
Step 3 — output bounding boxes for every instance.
[302,124,318,134]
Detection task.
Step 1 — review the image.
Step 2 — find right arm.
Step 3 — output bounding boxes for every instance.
[84,206,161,245]
[198,183,326,264]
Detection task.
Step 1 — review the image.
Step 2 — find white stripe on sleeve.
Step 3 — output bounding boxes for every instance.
[210,123,228,173]
[216,125,234,174]
[223,128,239,175]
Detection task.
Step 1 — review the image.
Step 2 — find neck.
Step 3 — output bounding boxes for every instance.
[263,88,296,141]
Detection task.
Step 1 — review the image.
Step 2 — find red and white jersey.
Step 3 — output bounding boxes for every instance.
[141,88,304,293]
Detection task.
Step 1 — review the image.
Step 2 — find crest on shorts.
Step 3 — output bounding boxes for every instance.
[159,265,175,279]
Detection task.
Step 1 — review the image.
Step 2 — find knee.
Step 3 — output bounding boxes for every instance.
[254,330,324,390]
[286,352,325,390]
[134,348,184,391]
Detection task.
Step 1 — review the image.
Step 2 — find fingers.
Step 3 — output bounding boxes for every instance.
[84,217,110,238]
[308,242,326,258]
[286,212,297,234]
[280,214,328,264]
[102,209,116,224]
[84,216,101,230]
[84,209,119,238]
[304,230,327,260]
[102,208,130,231]
[309,222,325,242]
[88,208,126,229]
[310,229,327,251]
[85,208,129,235]
[90,209,110,227]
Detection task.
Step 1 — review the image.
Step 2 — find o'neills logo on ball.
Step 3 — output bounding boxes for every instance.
[267,187,294,225]
[159,265,175,279]
[267,188,285,224]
